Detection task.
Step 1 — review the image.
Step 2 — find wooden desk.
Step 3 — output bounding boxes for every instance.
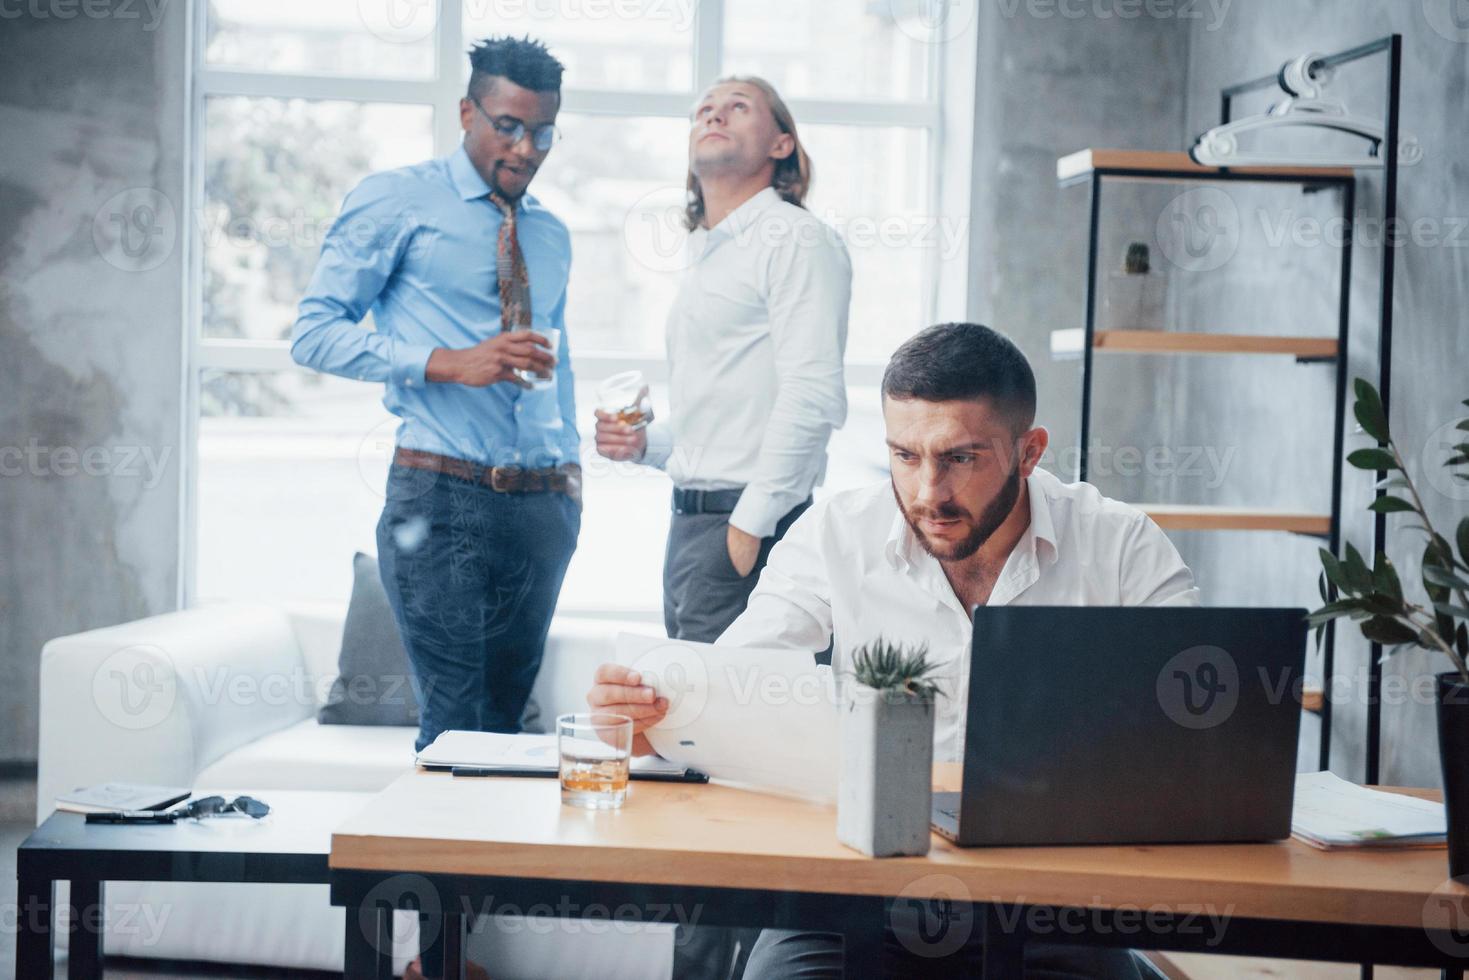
[329,767,1467,979]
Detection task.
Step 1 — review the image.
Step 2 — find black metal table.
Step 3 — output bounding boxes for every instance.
[14,790,370,979]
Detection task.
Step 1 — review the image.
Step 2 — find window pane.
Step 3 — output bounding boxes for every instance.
[722,0,931,101]
[202,98,434,341]
[199,368,668,613]
[534,113,690,355]
[206,0,436,78]
[462,0,694,91]
[800,124,933,362]
[197,369,395,604]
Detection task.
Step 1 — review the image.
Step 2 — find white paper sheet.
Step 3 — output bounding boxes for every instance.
[1291,770,1446,847]
[615,633,841,802]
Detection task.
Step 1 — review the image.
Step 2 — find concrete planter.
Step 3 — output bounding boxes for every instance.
[837,685,935,857]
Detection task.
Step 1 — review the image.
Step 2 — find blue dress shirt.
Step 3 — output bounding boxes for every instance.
[291,144,578,469]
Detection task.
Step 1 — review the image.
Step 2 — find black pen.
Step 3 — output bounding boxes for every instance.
[450,766,707,783]
[86,810,181,824]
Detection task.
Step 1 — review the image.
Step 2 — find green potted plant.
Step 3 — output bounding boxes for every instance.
[837,639,944,858]
[1308,379,1469,873]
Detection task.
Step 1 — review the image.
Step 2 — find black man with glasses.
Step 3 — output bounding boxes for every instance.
[291,37,580,760]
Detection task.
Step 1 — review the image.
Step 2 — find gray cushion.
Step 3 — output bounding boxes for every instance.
[318,552,421,727]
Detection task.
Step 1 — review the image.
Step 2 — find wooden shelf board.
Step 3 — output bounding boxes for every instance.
[1140,505,1332,535]
[1057,149,1355,184]
[1050,329,1338,360]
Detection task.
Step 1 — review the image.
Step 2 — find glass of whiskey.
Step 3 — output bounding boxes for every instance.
[558,713,633,810]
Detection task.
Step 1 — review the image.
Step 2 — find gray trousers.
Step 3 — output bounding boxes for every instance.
[662,498,810,643]
[664,497,810,979]
[742,926,1144,979]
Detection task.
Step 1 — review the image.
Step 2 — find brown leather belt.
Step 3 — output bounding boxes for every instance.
[393,447,573,495]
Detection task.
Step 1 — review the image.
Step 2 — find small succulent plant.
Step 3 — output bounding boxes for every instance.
[848,638,944,701]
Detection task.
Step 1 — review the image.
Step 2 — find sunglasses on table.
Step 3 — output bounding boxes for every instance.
[85,795,271,824]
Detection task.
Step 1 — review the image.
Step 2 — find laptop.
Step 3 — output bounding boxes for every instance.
[931,606,1307,846]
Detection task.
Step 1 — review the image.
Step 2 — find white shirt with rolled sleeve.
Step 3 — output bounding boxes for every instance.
[642,187,852,538]
[718,467,1202,761]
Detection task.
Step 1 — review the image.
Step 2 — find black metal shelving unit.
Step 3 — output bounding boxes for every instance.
[1214,33,1406,789]
[1055,35,1406,783]
[1055,149,1354,773]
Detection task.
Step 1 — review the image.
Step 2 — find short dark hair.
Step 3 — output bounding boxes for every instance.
[881,323,1037,432]
[467,36,564,102]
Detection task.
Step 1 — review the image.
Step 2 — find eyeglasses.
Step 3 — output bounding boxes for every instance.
[176,795,271,820]
[471,99,561,152]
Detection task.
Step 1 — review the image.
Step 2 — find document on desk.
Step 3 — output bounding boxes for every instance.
[415,730,689,776]
[1291,770,1446,850]
[615,633,841,802]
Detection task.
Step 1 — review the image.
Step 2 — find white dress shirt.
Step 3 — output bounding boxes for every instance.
[719,467,1201,761]
[643,187,852,538]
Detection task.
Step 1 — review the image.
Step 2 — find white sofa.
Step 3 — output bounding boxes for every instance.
[37,602,675,978]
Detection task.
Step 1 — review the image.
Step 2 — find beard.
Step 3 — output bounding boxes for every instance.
[894,463,1024,563]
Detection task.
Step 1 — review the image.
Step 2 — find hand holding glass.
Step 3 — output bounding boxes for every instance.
[558,713,633,809]
[514,327,560,391]
[595,371,653,429]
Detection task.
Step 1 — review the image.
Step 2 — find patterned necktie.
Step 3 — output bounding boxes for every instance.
[489,191,532,332]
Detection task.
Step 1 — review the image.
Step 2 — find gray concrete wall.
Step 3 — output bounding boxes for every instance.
[964,0,1189,470]
[0,5,187,763]
[1178,0,1469,786]
[963,0,1467,786]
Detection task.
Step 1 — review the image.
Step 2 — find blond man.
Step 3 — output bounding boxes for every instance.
[596,76,852,644]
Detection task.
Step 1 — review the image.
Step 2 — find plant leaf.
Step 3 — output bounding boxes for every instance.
[1433,602,1469,619]
[1363,592,1407,617]
[1343,542,1374,593]
[1368,496,1415,514]
[1372,552,1404,601]
[1426,539,1452,603]
[1376,475,1411,491]
[1361,616,1418,646]
[1458,418,1469,431]
[1353,379,1390,442]
[1319,548,1348,592]
[1424,564,1469,591]
[1306,599,1368,623]
[1348,448,1398,471]
[1459,516,1469,568]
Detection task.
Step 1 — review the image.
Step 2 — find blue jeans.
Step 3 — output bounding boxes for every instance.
[376,464,580,752]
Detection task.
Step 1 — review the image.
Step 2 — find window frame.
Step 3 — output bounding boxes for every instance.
[181,0,969,607]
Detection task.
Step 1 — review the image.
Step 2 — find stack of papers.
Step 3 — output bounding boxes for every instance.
[1291,770,1447,850]
[415,730,689,776]
[56,783,192,814]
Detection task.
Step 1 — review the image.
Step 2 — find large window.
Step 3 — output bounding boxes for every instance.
[189,0,952,615]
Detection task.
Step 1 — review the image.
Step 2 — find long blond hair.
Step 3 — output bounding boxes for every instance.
[684,75,812,232]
